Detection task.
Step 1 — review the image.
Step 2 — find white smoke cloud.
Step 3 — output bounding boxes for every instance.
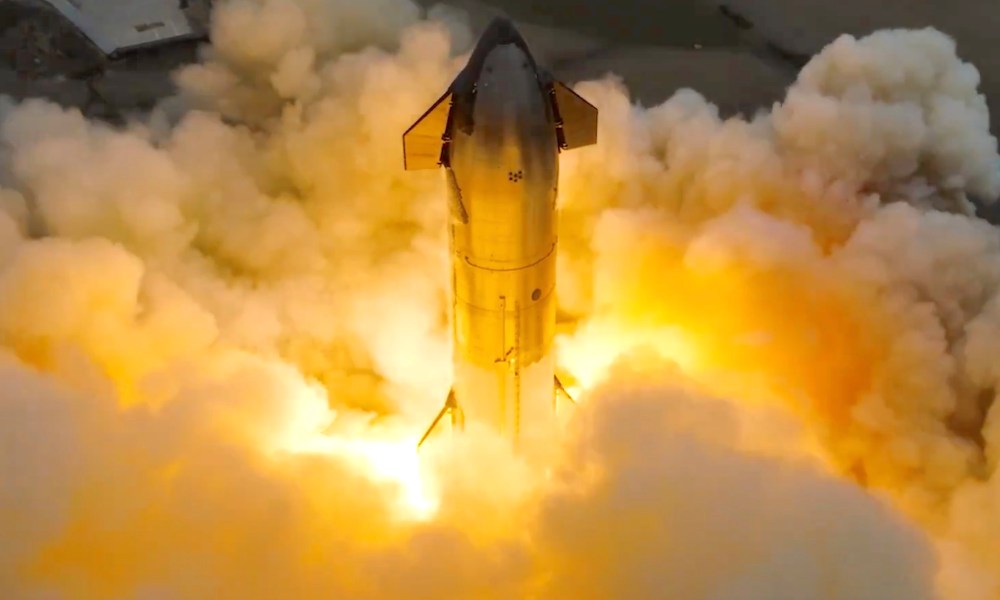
[536,360,936,600]
[774,28,999,212]
[2,0,1000,598]
[555,24,1000,600]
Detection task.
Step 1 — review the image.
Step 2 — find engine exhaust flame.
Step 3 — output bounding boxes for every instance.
[286,432,439,520]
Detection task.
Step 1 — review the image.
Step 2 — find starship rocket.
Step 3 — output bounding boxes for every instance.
[403,17,598,450]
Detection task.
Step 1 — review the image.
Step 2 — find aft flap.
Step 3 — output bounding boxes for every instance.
[551,82,598,151]
[403,91,453,170]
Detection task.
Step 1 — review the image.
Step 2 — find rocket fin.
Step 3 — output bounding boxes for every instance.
[403,91,453,170]
[554,375,576,406]
[417,388,465,449]
[551,81,598,151]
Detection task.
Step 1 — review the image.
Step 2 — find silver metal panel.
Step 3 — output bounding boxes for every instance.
[41,0,202,55]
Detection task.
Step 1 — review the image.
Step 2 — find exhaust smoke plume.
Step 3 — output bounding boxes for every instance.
[2,1,1000,598]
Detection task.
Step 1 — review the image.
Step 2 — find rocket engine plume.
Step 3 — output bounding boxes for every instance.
[403,17,597,451]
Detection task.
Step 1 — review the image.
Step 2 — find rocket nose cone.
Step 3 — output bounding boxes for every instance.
[477,16,528,52]
[483,16,525,45]
[451,15,539,95]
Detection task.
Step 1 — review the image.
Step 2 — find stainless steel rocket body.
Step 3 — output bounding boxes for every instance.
[446,41,560,443]
[403,17,597,449]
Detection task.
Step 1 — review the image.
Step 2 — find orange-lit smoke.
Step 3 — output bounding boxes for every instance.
[1,1,998,599]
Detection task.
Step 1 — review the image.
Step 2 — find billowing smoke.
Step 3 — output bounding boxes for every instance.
[1,0,999,598]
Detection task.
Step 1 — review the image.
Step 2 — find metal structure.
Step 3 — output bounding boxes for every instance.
[40,0,207,56]
[404,17,598,451]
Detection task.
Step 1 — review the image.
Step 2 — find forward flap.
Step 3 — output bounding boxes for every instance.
[403,91,453,170]
[552,82,598,151]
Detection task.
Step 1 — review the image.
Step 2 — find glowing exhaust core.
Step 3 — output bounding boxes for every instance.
[263,372,440,521]
[559,323,699,395]
[287,433,440,521]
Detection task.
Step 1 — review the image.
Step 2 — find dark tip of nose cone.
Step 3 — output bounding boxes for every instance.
[449,15,538,98]
[481,16,525,47]
[475,16,530,56]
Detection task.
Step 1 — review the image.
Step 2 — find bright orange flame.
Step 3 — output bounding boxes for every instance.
[559,321,699,396]
[247,367,442,521]
[286,432,439,520]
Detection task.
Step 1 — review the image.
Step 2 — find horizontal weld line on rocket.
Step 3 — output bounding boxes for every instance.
[464,242,556,272]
